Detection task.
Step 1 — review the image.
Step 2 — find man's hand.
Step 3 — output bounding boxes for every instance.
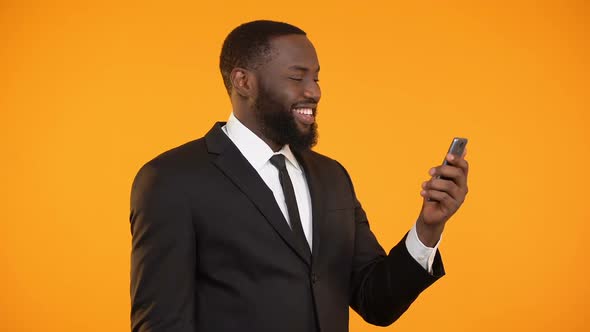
[416,152,469,247]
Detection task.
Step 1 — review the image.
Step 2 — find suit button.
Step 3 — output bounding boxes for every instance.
[311,273,319,284]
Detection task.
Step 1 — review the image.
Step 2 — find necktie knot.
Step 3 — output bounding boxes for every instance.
[270,154,287,171]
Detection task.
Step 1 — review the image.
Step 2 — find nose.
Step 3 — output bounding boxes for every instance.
[303,80,321,102]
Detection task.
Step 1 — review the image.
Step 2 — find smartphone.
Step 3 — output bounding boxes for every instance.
[437,137,468,180]
[428,137,468,201]
[427,137,467,202]
[442,137,468,166]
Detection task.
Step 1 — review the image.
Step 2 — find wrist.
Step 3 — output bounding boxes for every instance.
[416,216,445,247]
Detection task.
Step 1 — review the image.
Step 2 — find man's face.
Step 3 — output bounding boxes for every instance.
[253,34,321,150]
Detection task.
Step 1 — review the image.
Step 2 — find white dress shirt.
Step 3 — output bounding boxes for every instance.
[222,112,440,273]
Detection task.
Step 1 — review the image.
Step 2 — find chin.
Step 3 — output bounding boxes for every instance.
[296,121,315,132]
[296,126,311,135]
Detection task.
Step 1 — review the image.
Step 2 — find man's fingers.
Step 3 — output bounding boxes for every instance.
[430,164,465,187]
[420,189,458,213]
[422,178,461,201]
[445,153,469,176]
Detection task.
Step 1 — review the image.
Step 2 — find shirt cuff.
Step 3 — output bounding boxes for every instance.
[405,222,442,274]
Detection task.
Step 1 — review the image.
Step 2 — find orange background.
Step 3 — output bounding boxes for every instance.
[1,1,588,331]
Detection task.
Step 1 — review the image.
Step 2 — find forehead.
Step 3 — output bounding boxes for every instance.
[264,34,320,71]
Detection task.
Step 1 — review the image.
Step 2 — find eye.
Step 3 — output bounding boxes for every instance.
[289,77,303,81]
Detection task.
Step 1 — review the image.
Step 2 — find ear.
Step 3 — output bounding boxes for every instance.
[230,67,257,98]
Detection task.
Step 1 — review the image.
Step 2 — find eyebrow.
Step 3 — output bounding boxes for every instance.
[288,65,320,73]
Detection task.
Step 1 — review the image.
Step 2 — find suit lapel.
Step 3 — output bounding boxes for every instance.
[205,123,311,267]
[293,149,325,268]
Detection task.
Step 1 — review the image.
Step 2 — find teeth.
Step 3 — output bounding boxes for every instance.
[294,108,313,116]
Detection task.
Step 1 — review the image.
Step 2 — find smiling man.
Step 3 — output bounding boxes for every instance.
[129,20,469,332]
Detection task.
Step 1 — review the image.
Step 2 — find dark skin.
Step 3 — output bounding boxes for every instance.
[228,34,469,248]
[418,152,469,246]
[229,34,320,152]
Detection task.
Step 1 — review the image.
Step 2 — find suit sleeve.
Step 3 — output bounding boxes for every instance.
[337,163,445,326]
[129,163,196,332]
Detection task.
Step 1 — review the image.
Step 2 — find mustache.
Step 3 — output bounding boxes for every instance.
[291,99,319,109]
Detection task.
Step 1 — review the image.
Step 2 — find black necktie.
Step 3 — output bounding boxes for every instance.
[269,154,310,254]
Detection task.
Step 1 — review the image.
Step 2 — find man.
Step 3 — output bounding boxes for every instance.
[130,20,469,332]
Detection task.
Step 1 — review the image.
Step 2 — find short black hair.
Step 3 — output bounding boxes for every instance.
[219,20,306,95]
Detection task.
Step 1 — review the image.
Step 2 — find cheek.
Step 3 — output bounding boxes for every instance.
[260,77,301,109]
[280,86,302,108]
[270,87,297,110]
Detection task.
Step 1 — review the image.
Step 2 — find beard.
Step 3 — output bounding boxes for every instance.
[253,85,318,151]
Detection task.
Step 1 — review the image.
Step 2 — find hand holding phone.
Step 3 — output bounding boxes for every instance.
[418,137,470,246]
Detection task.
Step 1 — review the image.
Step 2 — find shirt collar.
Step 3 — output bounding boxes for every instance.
[223,112,302,172]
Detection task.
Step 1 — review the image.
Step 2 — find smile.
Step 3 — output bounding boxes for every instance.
[293,107,315,125]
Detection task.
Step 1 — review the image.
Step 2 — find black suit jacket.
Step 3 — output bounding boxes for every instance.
[130,122,444,332]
